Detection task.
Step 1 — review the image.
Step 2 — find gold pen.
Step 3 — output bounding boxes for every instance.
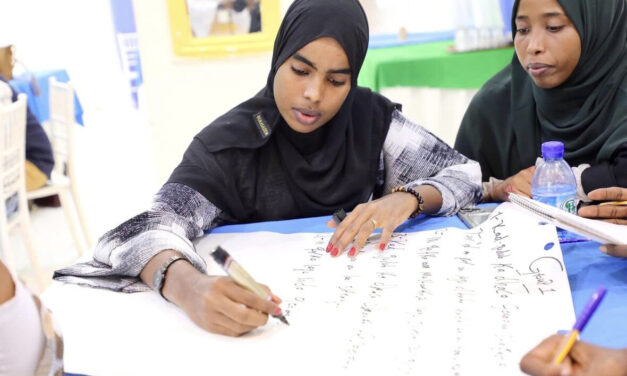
[599,201,627,206]
[210,246,289,325]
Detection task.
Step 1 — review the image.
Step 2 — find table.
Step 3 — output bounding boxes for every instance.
[358,40,515,92]
[9,69,84,126]
[46,212,627,376]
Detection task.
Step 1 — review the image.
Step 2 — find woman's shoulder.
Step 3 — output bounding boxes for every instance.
[193,94,281,154]
[472,65,513,105]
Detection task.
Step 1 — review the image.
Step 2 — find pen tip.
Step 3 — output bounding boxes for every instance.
[279,315,290,325]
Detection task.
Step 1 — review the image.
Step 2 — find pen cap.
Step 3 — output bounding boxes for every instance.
[210,246,229,266]
[332,209,347,224]
[573,287,607,332]
[210,246,269,299]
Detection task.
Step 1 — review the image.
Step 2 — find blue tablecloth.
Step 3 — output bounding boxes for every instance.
[211,212,627,349]
[9,69,84,126]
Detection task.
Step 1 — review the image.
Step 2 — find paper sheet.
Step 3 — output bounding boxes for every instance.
[43,203,575,375]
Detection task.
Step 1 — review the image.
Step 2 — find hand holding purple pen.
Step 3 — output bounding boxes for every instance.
[552,286,607,364]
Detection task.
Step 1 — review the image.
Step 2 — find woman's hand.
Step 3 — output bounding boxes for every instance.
[141,251,281,337]
[578,187,627,257]
[520,334,627,376]
[326,185,442,258]
[578,187,627,225]
[487,166,536,202]
[173,271,281,337]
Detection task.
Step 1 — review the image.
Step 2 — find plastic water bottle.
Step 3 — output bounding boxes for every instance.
[531,141,578,214]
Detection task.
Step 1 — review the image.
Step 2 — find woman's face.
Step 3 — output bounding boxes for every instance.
[514,0,581,89]
[273,37,352,133]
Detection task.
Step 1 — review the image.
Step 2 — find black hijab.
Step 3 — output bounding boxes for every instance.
[455,0,627,180]
[168,0,398,223]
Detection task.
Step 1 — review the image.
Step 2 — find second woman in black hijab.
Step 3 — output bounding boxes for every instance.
[54,0,481,336]
[455,0,627,205]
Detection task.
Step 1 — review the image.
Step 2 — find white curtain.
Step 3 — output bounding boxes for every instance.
[380,87,478,146]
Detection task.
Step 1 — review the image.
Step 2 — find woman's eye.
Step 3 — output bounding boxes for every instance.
[516,27,529,35]
[328,78,346,87]
[547,25,565,32]
[291,66,308,76]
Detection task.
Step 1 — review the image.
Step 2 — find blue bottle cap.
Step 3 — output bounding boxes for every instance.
[541,141,564,159]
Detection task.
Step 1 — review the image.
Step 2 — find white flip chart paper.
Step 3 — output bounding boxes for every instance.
[43,203,574,375]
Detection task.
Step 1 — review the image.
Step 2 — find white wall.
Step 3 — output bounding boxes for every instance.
[133,0,294,185]
[361,0,455,34]
[0,0,157,238]
[0,0,134,119]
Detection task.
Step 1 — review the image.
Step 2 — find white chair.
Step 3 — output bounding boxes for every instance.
[27,77,92,256]
[0,92,44,287]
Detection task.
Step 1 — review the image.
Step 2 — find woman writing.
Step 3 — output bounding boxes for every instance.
[55,0,481,337]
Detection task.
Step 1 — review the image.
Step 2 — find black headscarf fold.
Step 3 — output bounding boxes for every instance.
[168,0,398,223]
[455,0,627,180]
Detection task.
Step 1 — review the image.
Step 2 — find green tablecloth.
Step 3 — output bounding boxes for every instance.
[358,40,515,92]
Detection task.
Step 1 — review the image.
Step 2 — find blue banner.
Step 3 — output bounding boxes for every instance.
[500,0,515,35]
[110,0,143,108]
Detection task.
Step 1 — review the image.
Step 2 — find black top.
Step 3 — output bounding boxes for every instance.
[168,0,399,223]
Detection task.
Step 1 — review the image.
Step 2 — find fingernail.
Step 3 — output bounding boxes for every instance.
[379,243,386,251]
[600,246,608,254]
[331,248,339,257]
[326,243,333,253]
[273,307,282,316]
[348,247,356,257]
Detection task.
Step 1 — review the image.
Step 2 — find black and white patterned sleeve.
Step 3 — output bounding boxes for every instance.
[382,110,482,215]
[53,183,222,292]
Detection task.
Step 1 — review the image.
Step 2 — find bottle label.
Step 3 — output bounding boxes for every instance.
[561,198,577,214]
[533,191,578,215]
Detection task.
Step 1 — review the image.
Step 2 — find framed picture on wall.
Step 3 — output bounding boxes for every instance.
[167,0,280,58]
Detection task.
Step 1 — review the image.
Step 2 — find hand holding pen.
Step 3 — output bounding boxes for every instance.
[141,248,284,337]
[578,187,627,257]
[520,334,627,376]
[578,187,627,225]
[211,246,289,325]
[519,287,625,376]
[552,287,607,365]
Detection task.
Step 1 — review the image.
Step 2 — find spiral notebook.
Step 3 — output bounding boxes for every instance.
[508,193,627,245]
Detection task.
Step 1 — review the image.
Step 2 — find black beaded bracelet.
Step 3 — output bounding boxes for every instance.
[392,186,424,218]
[152,255,186,300]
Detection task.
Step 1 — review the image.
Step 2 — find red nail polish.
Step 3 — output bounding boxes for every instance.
[348,247,356,257]
[326,243,333,253]
[273,307,282,316]
[379,243,386,251]
[331,248,339,257]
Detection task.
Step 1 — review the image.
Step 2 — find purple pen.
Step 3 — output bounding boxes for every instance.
[573,287,607,332]
[553,286,607,364]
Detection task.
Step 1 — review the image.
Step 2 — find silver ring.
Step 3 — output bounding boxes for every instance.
[370,218,378,228]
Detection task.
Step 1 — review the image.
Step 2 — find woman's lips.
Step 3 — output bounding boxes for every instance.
[293,108,321,126]
[527,63,553,77]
